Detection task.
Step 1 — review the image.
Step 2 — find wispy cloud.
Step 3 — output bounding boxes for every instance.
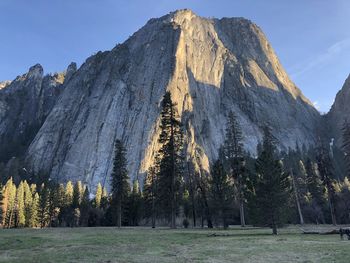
[290,38,350,79]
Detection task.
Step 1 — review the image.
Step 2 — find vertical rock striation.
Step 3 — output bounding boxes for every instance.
[19,10,321,189]
[0,64,69,162]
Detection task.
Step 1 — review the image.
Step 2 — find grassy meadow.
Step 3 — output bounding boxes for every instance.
[0,225,349,263]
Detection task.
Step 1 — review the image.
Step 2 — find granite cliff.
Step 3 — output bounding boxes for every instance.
[1,10,322,189]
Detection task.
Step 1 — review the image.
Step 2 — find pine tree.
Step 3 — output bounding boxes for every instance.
[111,139,130,227]
[252,126,290,235]
[316,142,337,225]
[15,181,25,227]
[57,184,67,208]
[38,184,50,228]
[23,181,33,227]
[80,187,90,226]
[0,184,3,226]
[143,166,157,228]
[184,160,197,228]
[156,91,183,228]
[72,181,83,209]
[28,193,39,227]
[284,150,306,225]
[128,180,142,226]
[305,158,325,224]
[342,120,350,179]
[95,183,103,208]
[3,178,16,228]
[65,181,74,206]
[223,111,247,226]
[197,171,213,228]
[209,158,232,228]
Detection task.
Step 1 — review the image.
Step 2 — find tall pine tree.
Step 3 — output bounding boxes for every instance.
[305,158,326,224]
[143,166,157,228]
[316,142,337,225]
[156,91,183,228]
[223,111,247,226]
[95,183,103,208]
[252,126,290,234]
[111,139,130,227]
[209,158,232,228]
[342,120,350,179]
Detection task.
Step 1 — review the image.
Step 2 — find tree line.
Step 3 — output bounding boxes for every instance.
[1,91,350,234]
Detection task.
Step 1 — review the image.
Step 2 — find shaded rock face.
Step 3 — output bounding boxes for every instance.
[24,9,321,189]
[327,75,350,147]
[0,64,67,162]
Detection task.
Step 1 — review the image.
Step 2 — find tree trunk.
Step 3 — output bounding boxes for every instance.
[170,106,176,229]
[171,169,176,228]
[187,162,196,228]
[240,201,246,227]
[291,169,304,225]
[151,195,156,228]
[272,224,278,235]
[117,199,121,228]
[151,170,156,228]
[329,199,337,226]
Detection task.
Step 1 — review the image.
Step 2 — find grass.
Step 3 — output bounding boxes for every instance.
[0,225,349,263]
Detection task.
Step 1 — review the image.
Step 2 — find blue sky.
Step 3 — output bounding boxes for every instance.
[1,0,349,113]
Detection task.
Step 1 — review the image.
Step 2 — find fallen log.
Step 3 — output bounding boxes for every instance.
[300,228,339,235]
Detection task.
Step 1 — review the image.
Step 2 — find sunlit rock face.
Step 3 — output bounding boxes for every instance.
[0,64,68,162]
[327,74,350,146]
[25,9,321,189]
[0,81,11,90]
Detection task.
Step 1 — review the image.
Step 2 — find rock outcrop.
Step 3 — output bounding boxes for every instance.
[327,74,350,147]
[22,10,321,189]
[0,64,66,162]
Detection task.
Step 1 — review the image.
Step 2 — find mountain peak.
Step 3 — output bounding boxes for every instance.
[24,11,321,189]
[27,63,43,79]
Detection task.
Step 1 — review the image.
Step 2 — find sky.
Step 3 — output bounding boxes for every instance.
[0,0,349,113]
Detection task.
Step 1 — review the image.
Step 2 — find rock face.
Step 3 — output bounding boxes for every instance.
[20,10,321,189]
[0,64,67,162]
[327,74,350,146]
[0,81,11,90]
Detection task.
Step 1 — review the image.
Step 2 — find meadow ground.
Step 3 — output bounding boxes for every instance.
[0,225,349,263]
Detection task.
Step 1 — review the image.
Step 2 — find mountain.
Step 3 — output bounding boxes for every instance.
[327,74,350,147]
[1,10,321,189]
[0,63,78,163]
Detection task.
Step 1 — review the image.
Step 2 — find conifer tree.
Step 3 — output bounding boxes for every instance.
[2,177,16,228]
[223,111,247,226]
[0,184,3,225]
[65,181,74,206]
[95,183,103,208]
[128,180,142,226]
[252,126,290,234]
[316,143,337,225]
[15,181,25,227]
[28,193,39,227]
[57,184,66,208]
[156,91,183,228]
[111,139,130,227]
[3,178,16,228]
[72,181,83,209]
[100,187,109,209]
[342,120,350,179]
[143,166,157,228]
[38,184,50,228]
[209,158,232,228]
[283,149,307,225]
[23,181,33,227]
[305,158,325,224]
[197,171,213,228]
[80,187,90,226]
